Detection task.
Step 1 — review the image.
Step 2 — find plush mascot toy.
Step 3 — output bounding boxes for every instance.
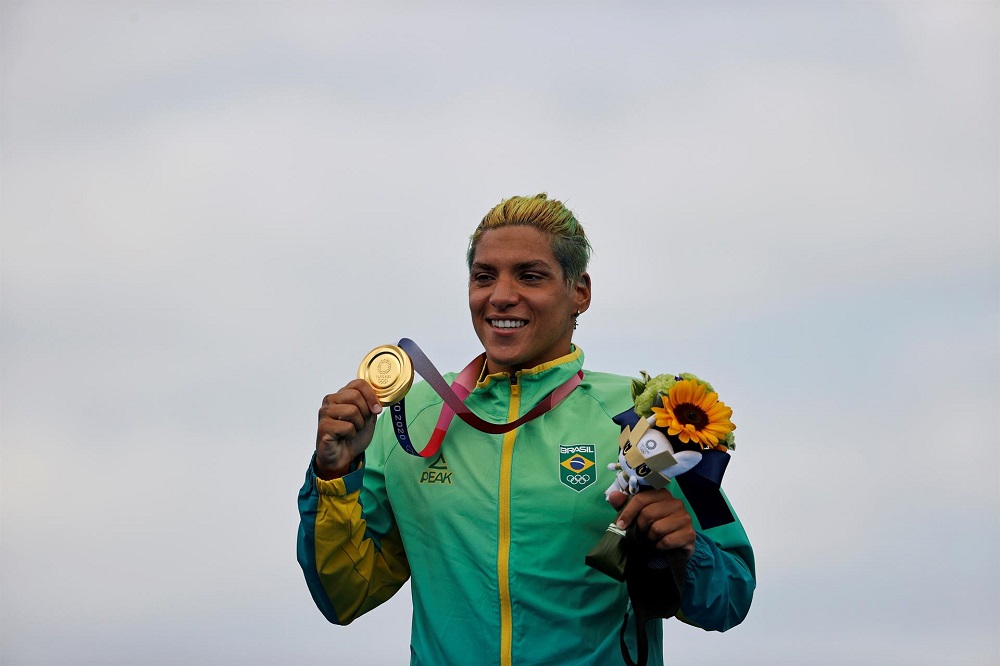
[587,372,738,666]
[604,415,703,500]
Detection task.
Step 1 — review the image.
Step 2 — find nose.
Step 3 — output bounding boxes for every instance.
[489,274,519,310]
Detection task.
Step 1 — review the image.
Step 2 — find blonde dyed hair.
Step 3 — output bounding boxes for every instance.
[466,193,592,283]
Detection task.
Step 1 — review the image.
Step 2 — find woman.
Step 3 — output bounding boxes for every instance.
[298,194,755,666]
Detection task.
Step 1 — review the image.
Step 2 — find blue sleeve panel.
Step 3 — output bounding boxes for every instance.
[677,488,756,631]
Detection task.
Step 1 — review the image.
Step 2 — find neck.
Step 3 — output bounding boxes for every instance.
[483,344,577,377]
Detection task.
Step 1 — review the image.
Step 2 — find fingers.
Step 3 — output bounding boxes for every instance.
[318,380,382,434]
[614,489,667,529]
[321,380,383,420]
[350,379,383,414]
[616,489,696,555]
[315,379,384,473]
[646,511,696,556]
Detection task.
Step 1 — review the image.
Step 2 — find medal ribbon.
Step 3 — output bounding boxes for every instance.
[388,338,583,457]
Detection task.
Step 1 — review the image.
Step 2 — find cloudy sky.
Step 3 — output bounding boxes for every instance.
[2,1,997,664]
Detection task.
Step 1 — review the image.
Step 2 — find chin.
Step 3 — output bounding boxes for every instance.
[483,348,526,373]
[485,354,519,371]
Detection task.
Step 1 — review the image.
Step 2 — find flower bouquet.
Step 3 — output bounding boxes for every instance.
[632,371,736,452]
[586,372,736,581]
[586,372,738,666]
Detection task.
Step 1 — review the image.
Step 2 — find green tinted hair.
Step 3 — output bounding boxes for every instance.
[466,193,592,283]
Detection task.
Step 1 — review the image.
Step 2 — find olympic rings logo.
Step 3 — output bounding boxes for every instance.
[566,473,592,485]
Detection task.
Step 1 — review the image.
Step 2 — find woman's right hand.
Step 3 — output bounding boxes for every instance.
[315,379,383,479]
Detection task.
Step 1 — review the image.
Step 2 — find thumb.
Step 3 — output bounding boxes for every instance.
[607,490,629,512]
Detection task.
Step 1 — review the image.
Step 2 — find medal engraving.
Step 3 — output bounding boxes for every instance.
[358,345,414,405]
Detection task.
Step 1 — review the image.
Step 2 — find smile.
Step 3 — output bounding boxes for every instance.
[489,320,526,329]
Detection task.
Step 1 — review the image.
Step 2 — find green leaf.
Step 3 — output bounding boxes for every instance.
[630,378,646,401]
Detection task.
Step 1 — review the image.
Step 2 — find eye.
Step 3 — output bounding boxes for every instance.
[471,272,494,284]
[521,272,542,282]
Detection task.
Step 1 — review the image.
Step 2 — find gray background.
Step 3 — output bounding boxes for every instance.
[2,1,997,664]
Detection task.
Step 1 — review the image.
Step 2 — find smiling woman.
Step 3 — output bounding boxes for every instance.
[300,193,755,666]
[466,193,593,376]
[468,224,591,375]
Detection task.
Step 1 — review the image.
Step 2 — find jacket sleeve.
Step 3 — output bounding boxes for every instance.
[296,442,410,625]
[673,487,756,632]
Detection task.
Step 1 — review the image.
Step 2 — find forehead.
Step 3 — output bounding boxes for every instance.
[471,226,557,266]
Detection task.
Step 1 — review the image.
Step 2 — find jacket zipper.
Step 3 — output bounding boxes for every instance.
[498,375,520,666]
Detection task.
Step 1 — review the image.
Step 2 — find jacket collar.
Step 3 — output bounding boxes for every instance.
[474,346,585,409]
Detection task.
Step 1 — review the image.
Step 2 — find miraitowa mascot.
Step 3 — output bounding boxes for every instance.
[607,371,735,497]
[604,415,703,497]
[586,372,737,666]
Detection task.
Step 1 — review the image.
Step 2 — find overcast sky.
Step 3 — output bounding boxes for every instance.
[2,1,997,665]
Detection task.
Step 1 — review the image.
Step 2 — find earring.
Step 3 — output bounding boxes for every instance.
[573,311,580,330]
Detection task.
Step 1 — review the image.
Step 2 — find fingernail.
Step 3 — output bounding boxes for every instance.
[372,404,383,414]
[616,520,626,530]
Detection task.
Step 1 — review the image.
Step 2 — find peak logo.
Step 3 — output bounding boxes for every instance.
[559,444,596,492]
[419,453,453,485]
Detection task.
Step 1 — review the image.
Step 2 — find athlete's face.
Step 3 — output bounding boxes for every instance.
[469,226,591,376]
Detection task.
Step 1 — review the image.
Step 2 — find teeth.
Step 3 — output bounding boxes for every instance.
[491,320,525,329]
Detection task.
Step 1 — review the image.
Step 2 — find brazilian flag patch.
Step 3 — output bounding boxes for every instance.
[559,444,596,492]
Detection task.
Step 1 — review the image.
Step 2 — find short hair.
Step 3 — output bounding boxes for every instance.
[466,193,592,283]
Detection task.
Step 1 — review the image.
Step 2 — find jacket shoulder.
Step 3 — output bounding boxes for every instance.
[579,369,634,419]
[581,369,633,393]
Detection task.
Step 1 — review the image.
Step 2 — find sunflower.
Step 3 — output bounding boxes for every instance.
[650,378,735,450]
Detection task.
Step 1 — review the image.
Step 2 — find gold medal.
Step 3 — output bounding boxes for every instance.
[357,344,414,405]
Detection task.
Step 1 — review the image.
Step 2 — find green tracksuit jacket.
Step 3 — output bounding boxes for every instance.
[297,347,755,666]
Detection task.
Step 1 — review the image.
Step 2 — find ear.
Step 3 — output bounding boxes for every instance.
[573,272,592,315]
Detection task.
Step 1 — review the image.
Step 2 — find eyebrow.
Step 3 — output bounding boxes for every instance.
[470,259,555,272]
